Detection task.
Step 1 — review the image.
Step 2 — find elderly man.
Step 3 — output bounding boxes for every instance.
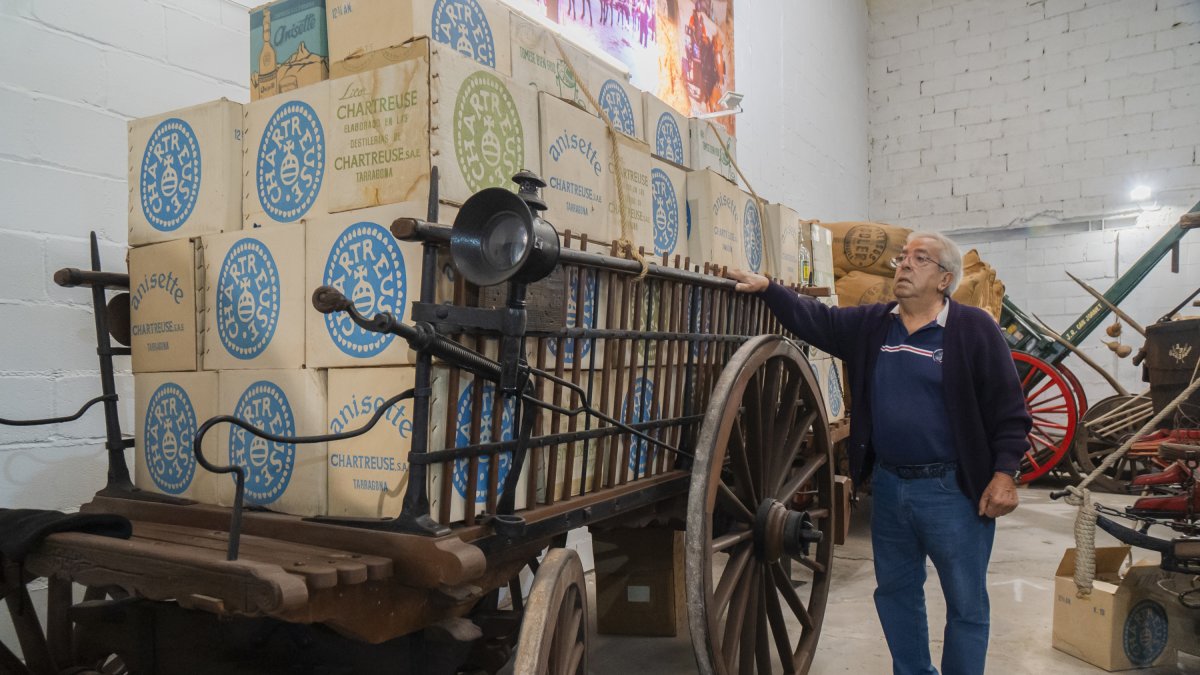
[729,232,1031,675]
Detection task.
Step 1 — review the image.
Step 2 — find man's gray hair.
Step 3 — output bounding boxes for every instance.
[906,231,963,296]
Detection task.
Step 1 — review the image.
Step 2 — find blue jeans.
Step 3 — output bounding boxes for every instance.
[871,464,995,675]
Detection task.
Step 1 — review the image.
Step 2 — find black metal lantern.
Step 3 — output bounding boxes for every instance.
[450,173,560,287]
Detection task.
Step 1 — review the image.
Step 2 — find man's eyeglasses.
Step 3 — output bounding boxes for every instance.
[888,252,949,273]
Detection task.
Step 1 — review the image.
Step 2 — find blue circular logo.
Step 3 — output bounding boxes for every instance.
[549,268,598,364]
[651,168,679,256]
[1123,599,1169,666]
[256,100,325,222]
[217,238,280,360]
[144,383,197,495]
[140,118,201,232]
[431,0,496,68]
[598,80,636,136]
[622,377,658,475]
[452,381,516,504]
[654,112,685,164]
[743,200,764,273]
[826,363,843,417]
[322,221,407,358]
[229,381,296,505]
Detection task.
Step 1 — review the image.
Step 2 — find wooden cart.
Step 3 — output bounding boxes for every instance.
[3,188,849,675]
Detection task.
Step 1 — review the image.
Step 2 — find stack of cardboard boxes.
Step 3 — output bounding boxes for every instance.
[129,0,840,522]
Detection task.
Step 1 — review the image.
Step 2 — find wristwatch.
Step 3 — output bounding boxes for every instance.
[1006,468,1021,484]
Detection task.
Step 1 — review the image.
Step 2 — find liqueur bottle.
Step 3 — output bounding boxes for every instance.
[256,9,279,99]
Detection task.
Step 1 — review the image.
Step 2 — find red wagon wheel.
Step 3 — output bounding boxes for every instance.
[1012,352,1078,483]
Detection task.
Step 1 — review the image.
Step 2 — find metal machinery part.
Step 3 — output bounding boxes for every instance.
[686,336,834,675]
[512,548,588,675]
[1013,352,1079,483]
[1073,393,1162,492]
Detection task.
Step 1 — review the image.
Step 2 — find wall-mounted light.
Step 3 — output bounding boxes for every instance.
[1130,185,1153,202]
[696,91,745,120]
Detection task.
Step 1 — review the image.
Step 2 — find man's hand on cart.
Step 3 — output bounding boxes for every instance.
[727,268,769,293]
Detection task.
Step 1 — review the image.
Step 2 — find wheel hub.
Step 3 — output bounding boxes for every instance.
[753,499,822,563]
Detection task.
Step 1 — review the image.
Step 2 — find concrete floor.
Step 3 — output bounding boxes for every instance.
[583,483,1200,674]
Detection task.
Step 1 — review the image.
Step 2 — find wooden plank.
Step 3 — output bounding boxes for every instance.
[80,497,487,589]
[133,522,392,586]
[25,532,309,616]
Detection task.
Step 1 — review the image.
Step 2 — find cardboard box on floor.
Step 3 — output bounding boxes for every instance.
[593,527,686,637]
[1052,547,1185,671]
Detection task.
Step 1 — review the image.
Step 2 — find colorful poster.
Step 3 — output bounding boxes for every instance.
[516,0,736,133]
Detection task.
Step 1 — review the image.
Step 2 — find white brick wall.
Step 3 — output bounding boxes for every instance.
[869,0,1200,407]
[0,0,250,654]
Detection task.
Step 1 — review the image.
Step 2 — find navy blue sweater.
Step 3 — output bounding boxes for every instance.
[760,282,1032,505]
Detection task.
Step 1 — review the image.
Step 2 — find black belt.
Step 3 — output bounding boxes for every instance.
[878,461,957,479]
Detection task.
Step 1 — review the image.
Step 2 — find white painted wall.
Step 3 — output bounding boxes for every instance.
[0,0,869,658]
[867,0,1200,404]
[734,0,871,220]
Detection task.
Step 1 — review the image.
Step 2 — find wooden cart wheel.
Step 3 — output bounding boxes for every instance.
[1050,361,1089,480]
[686,335,834,675]
[1072,393,1164,492]
[1012,352,1078,483]
[512,548,588,675]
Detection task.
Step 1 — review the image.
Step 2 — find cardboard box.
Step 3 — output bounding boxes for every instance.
[736,192,767,277]
[798,219,815,286]
[1053,547,1185,671]
[833,475,852,546]
[635,158,686,259]
[202,224,306,370]
[250,0,329,101]
[326,0,510,74]
[810,223,835,290]
[326,366,416,517]
[427,366,530,522]
[305,204,428,368]
[134,371,219,501]
[609,134,653,254]
[587,63,643,142]
[766,203,802,285]
[538,92,617,247]
[216,368,328,516]
[685,169,742,271]
[594,527,686,637]
[129,239,204,373]
[689,118,736,184]
[818,356,845,423]
[509,10,590,109]
[642,93,690,168]
[128,99,242,246]
[243,81,332,227]
[325,38,538,213]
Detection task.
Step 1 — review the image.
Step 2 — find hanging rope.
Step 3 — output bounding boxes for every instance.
[705,120,773,278]
[551,34,648,280]
[1063,359,1200,595]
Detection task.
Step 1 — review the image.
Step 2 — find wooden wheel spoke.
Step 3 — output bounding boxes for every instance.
[769,407,818,494]
[712,528,754,553]
[1028,378,1058,401]
[770,562,815,631]
[739,568,762,675]
[714,546,753,616]
[722,565,755,671]
[775,451,829,502]
[729,418,761,505]
[717,481,756,523]
[792,554,827,575]
[763,570,799,674]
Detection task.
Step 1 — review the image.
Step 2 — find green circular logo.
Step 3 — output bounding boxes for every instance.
[454,71,524,193]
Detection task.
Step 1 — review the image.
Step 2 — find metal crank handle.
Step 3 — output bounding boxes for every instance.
[1049,489,1070,500]
[312,286,503,381]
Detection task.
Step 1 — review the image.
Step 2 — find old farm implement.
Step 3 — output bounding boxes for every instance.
[1,178,847,675]
[998,202,1200,484]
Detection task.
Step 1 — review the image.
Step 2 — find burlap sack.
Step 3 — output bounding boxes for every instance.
[836,271,896,307]
[827,222,912,277]
[951,249,1004,321]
